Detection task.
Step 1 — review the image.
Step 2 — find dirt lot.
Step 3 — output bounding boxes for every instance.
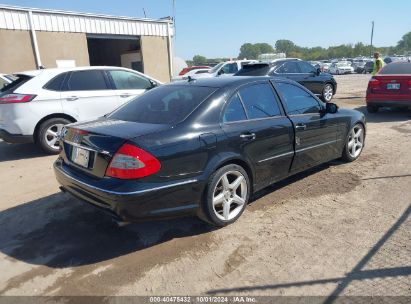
[0,74,410,297]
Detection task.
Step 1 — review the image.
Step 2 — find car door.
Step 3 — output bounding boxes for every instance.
[273,81,340,173]
[221,82,294,188]
[60,70,119,121]
[107,69,154,106]
[297,61,323,94]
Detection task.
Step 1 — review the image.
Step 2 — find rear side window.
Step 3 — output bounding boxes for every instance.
[66,70,108,91]
[275,82,321,115]
[379,63,411,75]
[275,62,300,74]
[109,70,152,90]
[108,85,216,125]
[44,72,68,91]
[238,83,282,119]
[223,94,247,123]
[0,74,33,93]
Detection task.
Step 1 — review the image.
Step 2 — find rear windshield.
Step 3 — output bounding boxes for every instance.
[235,64,271,76]
[379,63,411,75]
[0,74,32,93]
[108,85,216,124]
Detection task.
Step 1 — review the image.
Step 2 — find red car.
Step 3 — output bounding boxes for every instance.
[179,65,211,76]
[366,61,411,113]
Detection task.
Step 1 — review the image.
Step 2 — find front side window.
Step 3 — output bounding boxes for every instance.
[108,85,216,125]
[66,70,108,91]
[275,61,300,74]
[223,94,247,123]
[275,82,321,115]
[109,70,152,90]
[238,83,282,119]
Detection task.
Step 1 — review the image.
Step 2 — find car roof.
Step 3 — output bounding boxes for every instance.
[14,66,138,76]
[168,76,289,88]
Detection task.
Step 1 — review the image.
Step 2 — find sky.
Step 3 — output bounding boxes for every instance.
[1,0,410,60]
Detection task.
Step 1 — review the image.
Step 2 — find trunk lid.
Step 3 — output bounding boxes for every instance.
[370,75,411,95]
[61,118,169,178]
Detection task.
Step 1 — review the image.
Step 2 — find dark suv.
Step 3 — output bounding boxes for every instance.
[235,59,337,102]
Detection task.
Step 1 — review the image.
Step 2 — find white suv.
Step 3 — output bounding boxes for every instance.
[0,66,160,154]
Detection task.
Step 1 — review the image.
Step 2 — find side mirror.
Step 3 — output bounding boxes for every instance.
[316,68,321,76]
[325,102,338,114]
[217,69,225,76]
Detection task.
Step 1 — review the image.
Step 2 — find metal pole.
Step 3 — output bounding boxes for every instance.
[28,10,42,68]
[370,21,374,57]
[167,21,174,79]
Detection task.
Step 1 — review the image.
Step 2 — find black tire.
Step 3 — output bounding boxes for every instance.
[341,123,365,162]
[200,164,250,227]
[36,117,71,154]
[336,69,340,75]
[366,104,378,113]
[321,83,334,102]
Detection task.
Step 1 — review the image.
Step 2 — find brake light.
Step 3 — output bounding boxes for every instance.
[0,94,36,104]
[407,80,411,86]
[368,78,380,88]
[106,143,161,179]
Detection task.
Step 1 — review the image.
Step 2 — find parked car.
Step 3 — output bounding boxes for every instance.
[234,59,337,102]
[0,73,13,88]
[366,62,411,113]
[172,68,211,81]
[363,61,374,74]
[178,65,211,76]
[193,60,257,79]
[329,62,354,75]
[352,59,372,73]
[54,76,366,227]
[0,66,161,154]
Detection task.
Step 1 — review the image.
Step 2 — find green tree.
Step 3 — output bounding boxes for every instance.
[192,55,207,65]
[396,31,411,53]
[275,39,295,54]
[254,43,275,54]
[238,43,259,59]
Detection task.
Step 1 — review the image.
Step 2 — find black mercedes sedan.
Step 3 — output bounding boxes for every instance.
[54,76,365,227]
[235,59,337,102]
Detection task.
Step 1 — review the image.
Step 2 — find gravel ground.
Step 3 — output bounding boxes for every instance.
[0,74,410,298]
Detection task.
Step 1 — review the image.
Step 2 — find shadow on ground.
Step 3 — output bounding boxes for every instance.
[0,140,45,162]
[0,192,214,268]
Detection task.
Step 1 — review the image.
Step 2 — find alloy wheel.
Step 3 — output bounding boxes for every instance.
[212,170,248,221]
[347,125,364,158]
[45,123,64,150]
[323,84,333,102]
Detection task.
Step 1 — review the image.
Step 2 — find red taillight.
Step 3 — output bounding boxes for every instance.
[105,143,161,179]
[0,93,36,104]
[368,78,381,88]
[407,80,411,86]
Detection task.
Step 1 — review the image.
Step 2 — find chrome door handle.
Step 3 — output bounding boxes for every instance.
[120,94,132,98]
[66,96,79,101]
[295,124,307,131]
[240,133,256,140]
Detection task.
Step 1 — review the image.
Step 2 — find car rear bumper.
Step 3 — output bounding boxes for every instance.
[54,158,204,222]
[0,129,34,144]
[366,98,411,108]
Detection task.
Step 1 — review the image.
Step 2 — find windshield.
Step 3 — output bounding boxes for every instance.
[209,62,225,74]
[108,85,217,125]
[337,62,349,67]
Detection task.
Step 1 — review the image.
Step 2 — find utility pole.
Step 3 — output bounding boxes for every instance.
[370,21,374,57]
[172,0,176,38]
